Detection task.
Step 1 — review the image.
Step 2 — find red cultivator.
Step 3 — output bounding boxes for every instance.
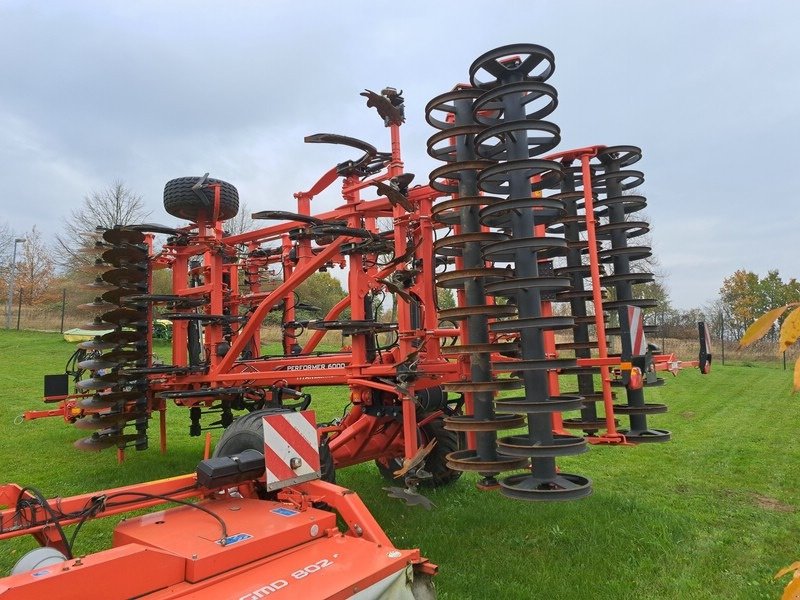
[3,42,712,599]
[28,46,710,498]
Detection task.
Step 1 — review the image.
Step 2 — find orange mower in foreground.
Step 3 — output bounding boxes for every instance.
[0,410,436,599]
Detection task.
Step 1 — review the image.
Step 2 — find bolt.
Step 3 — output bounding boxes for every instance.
[289,457,302,470]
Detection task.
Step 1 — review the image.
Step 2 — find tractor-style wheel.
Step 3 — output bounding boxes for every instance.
[375,417,462,487]
[163,176,240,222]
[213,408,335,484]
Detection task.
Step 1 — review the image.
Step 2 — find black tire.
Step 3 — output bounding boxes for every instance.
[214,409,335,484]
[375,417,462,487]
[163,176,239,222]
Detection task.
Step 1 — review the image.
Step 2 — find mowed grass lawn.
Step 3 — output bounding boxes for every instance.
[0,329,798,599]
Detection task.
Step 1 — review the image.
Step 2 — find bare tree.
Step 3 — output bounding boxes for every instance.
[225,200,256,236]
[56,181,150,267]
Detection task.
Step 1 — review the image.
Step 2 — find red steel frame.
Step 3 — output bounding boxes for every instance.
[28,113,699,469]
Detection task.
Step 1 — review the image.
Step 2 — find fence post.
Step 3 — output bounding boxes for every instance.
[719,311,725,366]
[60,289,67,333]
[16,289,23,330]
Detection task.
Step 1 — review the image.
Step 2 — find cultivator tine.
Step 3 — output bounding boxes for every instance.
[391,440,436,479]
[371,178,414,211]
[361,88,405,126]
[383,486,435,510]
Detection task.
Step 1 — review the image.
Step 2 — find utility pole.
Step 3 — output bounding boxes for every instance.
[5,238,25,329]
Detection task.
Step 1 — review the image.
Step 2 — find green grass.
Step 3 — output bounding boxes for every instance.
[0,329,798,599]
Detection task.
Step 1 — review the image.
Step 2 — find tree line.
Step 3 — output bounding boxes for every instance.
[3,182,798,347]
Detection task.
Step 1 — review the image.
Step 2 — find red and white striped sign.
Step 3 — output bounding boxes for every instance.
[627,305,648,356]
[262,410,321,492]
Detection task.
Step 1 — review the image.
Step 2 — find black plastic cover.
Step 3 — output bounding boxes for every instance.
[196,449,265,489]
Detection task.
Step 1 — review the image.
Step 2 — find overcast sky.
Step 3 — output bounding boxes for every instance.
[1,1,797,309]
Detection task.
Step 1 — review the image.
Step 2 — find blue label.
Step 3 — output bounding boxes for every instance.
[31,570,50,577]
[218,532,253,546]
[271,507,299,517]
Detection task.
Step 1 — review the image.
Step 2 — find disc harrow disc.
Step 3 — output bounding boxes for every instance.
[84,277,115,290]
[74,413,134,431]
[101,349,145,363]
[101,288,138,305]
[102,246,148,267]
[81,318,116,331]
[100,330,145,344]
[102,228,145,246]
[102,268,146,287]
[77,338,118,351]
[78,298,118,311]
[73,432,139,451]
[76,359,118,371]
[101,307,147,326]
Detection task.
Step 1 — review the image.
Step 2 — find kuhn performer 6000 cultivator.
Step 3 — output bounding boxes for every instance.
[3,44,710,597]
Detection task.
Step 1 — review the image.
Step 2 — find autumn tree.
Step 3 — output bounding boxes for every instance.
[0,222,17,298]
[14,226,56,305]
[719,269,800,339]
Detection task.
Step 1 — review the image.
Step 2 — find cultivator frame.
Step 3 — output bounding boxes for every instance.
[28,45,709,500]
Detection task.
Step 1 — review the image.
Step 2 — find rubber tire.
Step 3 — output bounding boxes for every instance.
[375,417,462,487]
[163,176,239,222]
[213,409,335,484]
